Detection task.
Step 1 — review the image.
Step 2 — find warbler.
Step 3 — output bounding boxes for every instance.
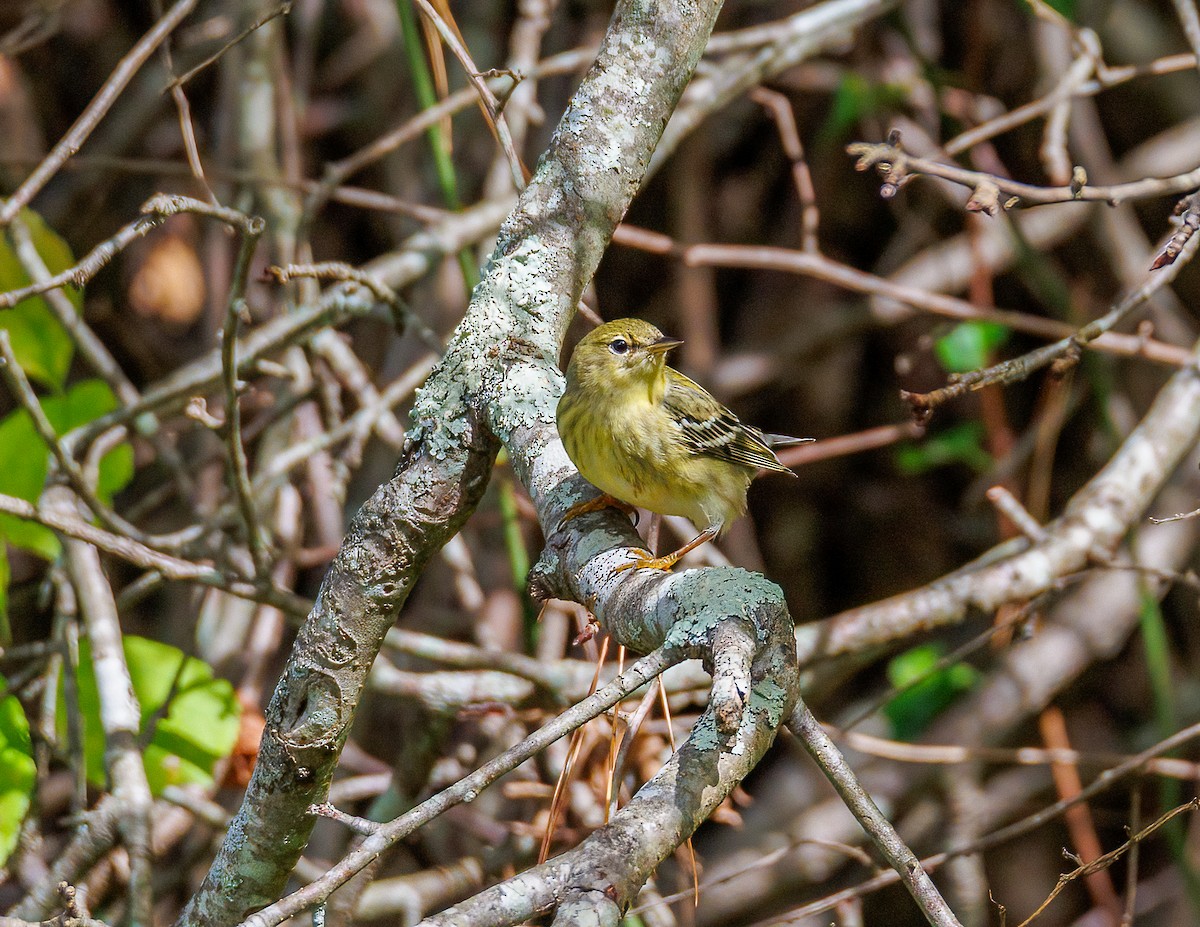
[557,318,810,571]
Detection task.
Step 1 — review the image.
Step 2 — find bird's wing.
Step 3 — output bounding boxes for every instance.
[663,369,793,473]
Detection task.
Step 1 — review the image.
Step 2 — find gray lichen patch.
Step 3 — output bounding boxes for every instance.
[749,672,794,731]
[491,361,558,442]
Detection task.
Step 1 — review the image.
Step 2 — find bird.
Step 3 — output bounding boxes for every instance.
[556,318,810,571]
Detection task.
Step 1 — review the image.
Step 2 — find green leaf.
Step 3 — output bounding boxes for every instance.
[0,548,9,647]
[57,636,241,795]
[0,679,35,866]
[0,379,134,559]
[818,74,907,145]
[934,321,1010,373]
[0,211,80,390]
[884,644,979,740]
[41,380,134,505]
[0,409,58,559]
[1019,0,1075,20]
[894,422,992,475]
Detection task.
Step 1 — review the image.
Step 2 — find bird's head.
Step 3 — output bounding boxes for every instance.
[567,318,683,391]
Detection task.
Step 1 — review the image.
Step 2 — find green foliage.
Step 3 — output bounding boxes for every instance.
[0,680,35,866]
[0,548,8,646]
[1019,0,1076,21]
[58,636,241,795]
[895,422,992,474]
[0,379,135,561]
[884,643,979,740]
[0,211,133,630]
[1139,585,1178,741]
[934,321,1010,373]
[0,211,82,391]
[820,73,907,145]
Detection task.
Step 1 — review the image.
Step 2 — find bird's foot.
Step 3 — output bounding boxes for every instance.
[612,526,722,574]
[613,549,680,573]
[560,493,639,528]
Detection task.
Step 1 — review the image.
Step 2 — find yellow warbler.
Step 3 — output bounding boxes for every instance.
[557,318,809,570]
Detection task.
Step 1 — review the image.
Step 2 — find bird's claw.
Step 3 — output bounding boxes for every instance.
[559,493,639,530]
[613,549,679,573]
[612,525,721,574]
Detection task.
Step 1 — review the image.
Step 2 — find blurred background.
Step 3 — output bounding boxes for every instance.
[2,1,1200,925]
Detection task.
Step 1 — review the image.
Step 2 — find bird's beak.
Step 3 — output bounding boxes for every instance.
[646,335,683,356]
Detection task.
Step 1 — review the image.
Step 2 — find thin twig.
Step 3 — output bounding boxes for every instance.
[1150,192,1200,270]
[165,2,294,92]
[789,700,964,927]
[773,422,925,469]
[986,486,1048,543]
[1121,789,1141,926]
[1038,706,1123,921]
[770,724,1200,922]
[1039,28,1101,185]
[943,52,1199,156]
[66,198,512,452]
[267,262,442,352]
[832,727,1200,780]
[849,136,1200,209]
[751,87,819,252]
[0,214,161,310]
[5,214,141,406]
[0,0,200,226]
[899,228,1200,421]
[662,237,1193,368]
[140,192,265,236]
[413,0,527,191]
[0,194,262,315]
[482,0,556,197]
[153,0,216,203]
[1170,0,1200,69]
[0,152,457,220]
[607,682,659,820]
[1015,800,1198,927]
[0,331,146,544]
[629,836,875,917]
[304,47,591,226]
[221,217,270,576]
[6,203,201,502]
[232,647,677,927]
[0,491,308,616]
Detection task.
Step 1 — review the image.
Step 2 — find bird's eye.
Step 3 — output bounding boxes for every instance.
[608,338,630,355]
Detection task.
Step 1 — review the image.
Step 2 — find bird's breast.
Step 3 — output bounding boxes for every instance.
[560,395,676,510]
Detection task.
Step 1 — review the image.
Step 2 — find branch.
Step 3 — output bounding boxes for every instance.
[665,239,1193,368]
[218,214,269,575]
[46,486,155,927]
[899,228,1200,420]
[0,0,199,226]
[0,491,308,616]
[652,0,900,173]
[795,332,1200,667]
[849,134,1200,209]
[180,3,796,925]
[788,701,963,927]
[66,197,513,455]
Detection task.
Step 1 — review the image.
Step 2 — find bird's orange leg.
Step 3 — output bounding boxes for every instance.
[614,525,720,573]
[560,493,639,528]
